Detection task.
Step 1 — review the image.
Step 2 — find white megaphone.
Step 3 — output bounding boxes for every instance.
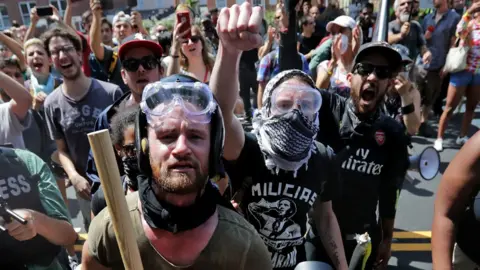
[408,146,440,180]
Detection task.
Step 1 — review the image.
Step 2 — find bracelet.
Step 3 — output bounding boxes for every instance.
[401,103,415,115]
[327,69,333,75]
[171,55,179,58]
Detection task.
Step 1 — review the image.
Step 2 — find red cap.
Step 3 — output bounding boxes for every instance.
[118,33,163,61]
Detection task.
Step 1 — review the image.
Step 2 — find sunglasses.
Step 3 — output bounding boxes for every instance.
[122,144,137,157]
[182,35,202,44]
[354,63,392,79]
[122,55,159,72]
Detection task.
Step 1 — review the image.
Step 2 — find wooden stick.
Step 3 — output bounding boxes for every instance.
[88,129,143,270]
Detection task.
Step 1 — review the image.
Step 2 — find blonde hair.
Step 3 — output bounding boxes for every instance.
[24,38,45,52]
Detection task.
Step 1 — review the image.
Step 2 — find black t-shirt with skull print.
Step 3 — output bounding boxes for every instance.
[224,133,338,270]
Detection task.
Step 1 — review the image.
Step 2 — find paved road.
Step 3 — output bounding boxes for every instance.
[68,106,480,268]
[390,105,480,269]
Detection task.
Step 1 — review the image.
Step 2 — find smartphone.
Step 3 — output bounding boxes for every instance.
[36,6,53,17]
[100,0,114,11]
[176,10,192,40]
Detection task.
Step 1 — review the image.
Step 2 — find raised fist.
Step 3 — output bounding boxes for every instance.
[216,2,263,54]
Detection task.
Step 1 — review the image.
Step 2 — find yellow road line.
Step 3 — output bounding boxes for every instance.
[391,243,431,251]
[75,245,83,252]
[393,231,431,239]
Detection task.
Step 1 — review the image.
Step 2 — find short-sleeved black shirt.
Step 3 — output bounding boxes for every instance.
[224,133,338,270]
[298,34,321,56]
[317,91,409,233]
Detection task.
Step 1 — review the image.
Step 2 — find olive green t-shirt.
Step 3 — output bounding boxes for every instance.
[11,149,72,270]
[88,192,272,270]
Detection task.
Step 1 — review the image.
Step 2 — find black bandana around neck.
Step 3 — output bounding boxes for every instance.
[138,174,222,234]
[138,174,236,233]
[340,98,381,139]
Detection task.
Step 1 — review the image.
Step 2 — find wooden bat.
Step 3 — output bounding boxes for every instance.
[88,129,143,270]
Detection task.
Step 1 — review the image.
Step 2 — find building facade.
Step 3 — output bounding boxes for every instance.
[0,0,176,30]
[0,0,334,30]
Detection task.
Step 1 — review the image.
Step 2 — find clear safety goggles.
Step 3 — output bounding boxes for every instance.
[270,83,322,116]
[140,82,216,124]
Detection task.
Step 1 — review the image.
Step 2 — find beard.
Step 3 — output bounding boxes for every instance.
[60,63,82,81]
[399,13,410,23]
[150,157,208,195]
[351,82,384,115]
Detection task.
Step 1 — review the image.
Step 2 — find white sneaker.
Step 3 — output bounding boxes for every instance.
[434,139,444,152]
[456,136,469,145]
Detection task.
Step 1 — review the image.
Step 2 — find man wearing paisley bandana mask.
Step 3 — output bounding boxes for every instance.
[212,3,348,270]
[90,108,139,217]
[314,42,410,269]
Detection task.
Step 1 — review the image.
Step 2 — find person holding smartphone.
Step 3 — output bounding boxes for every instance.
[167,4,214,83]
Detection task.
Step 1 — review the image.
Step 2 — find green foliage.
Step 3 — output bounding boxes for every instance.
[142,19,154,31]
[265,10,276,27]
[185,0,199,9]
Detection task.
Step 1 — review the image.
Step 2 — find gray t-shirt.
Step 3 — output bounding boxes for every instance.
[44,79,122,177]
[388,20,426,60]
[0,101,32,149]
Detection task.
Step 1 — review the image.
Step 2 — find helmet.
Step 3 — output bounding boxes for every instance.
[135,74,225,180]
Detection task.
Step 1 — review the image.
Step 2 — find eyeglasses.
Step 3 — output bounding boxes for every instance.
[182,35,202,44]
[49,45,75,57]
[122,144,137,157]
[122,55,159,72]
[353,63,392,79]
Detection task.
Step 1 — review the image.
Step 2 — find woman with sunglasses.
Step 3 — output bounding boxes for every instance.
[168,23,214,83]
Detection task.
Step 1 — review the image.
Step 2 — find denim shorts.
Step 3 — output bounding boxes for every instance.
[450,70,480,87]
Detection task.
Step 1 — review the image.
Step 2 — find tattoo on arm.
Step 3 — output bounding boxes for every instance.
[321,223,341,267]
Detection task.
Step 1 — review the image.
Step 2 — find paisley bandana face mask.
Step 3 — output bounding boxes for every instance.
[253,70,321,177]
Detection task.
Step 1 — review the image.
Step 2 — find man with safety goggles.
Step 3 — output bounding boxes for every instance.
[313,42,410,269]
[82,75,272,269]
[86,33,164,195]
[210,3,348,270]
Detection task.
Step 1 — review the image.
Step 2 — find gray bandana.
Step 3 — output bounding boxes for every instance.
[253,70,320,177]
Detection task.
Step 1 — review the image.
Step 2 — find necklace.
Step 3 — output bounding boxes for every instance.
[147,239,194,269]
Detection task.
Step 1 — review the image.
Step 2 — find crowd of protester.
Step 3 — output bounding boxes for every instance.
[0,0,479,269]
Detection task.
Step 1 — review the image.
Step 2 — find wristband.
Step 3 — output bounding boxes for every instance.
[172,55,179,59]
[401,103,415,115]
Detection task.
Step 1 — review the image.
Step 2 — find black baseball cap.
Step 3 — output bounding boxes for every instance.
[353,41,403,71]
